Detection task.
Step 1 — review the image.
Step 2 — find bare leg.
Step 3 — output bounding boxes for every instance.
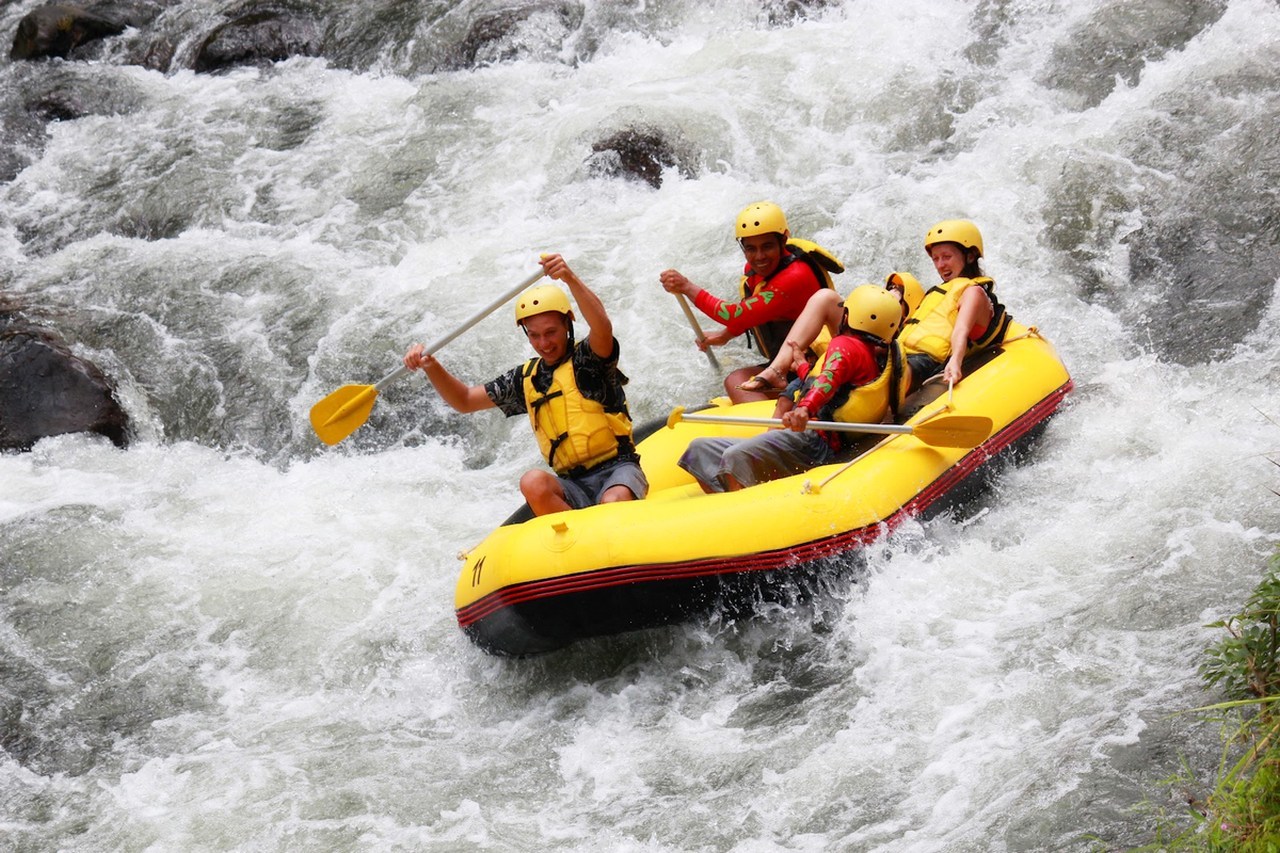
[732,290,846,401]
[519,470,572,516]
[763,289,845,377]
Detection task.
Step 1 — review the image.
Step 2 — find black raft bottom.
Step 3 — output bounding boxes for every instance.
[462,550,864,658]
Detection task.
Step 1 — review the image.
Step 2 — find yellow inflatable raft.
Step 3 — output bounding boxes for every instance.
[455,321,1072,656]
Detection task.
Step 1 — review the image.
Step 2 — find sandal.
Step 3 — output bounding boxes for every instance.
[736,365,786,394]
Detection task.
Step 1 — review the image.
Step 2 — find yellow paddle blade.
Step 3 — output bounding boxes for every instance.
[309,384,379,445]
[912,415,993,448]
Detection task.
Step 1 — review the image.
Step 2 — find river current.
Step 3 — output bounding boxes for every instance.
[2,0,1279,850]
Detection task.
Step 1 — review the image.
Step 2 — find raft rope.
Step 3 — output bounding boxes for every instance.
[1001,325,1041,344]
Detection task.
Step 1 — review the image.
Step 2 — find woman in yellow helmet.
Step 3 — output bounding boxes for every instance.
[659,201,835,403]
[902,219,1010,388]
[403,253,647,516]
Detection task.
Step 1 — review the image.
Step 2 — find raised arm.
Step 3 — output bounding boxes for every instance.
[541,253,614,359]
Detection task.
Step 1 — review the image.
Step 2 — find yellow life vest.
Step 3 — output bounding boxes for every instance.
[738,238,843,361]
[522,357,634,476]
[899,276,1011,363]
[809,340,909,425]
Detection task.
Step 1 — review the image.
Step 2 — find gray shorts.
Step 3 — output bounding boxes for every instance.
[558,458,649,510]
[678,430,832,492]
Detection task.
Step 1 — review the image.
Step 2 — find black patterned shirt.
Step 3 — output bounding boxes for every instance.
[484,337,633,428]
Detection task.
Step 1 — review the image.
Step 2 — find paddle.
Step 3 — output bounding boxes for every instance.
[310,269,545,446]
[674,292,720,369]
[665,406,992,449]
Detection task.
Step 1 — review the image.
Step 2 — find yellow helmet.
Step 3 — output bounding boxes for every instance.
[514,285,573,325]
[924,219,984,258]
[735,201,789,241]
[885,271,925,316]
[842,284,903,344]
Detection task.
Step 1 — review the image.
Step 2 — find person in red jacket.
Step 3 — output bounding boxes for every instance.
[659,201,830,403]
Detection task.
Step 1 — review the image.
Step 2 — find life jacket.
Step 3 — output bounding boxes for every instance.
[810,339,909,427]
[739,238,843,360]
[521,356,634,477]
[899,276,1011,363]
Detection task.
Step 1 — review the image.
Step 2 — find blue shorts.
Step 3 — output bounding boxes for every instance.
[558,458,649,510]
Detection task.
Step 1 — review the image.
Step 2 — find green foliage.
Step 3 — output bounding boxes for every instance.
[1200,555,1280,716]
[1141,551,1280,850]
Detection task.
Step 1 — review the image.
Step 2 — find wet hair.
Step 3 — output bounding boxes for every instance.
[962,253,984,278]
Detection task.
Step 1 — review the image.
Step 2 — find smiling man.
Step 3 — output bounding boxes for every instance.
[403,253,646,516]
[658,201,837,402]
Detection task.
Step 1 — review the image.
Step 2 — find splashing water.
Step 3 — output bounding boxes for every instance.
[2,0,1279,849]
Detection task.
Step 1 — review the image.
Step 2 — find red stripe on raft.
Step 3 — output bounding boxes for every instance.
[457,380,1073,629]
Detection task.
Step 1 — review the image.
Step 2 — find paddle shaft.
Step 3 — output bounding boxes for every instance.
[675,293,720,369]
[675,411,915,437]
[314,268,545,436]
[372,268,547,391]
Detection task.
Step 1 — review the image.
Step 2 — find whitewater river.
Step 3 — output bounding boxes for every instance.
[2,0,1279,849]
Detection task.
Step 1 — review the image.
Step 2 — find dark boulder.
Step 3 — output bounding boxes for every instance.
[0,319,129,452]
[588,128,694,189]
[192,10,321,73]
[10,5,127,61]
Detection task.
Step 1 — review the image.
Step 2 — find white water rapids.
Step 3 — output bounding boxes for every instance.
[2,0,1279,849]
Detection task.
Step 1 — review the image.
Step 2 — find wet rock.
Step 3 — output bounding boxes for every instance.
[587,128,693,189]
[444,1,583,71]
[24,92,88,123]
[0,294,24,331]
[1125,217,1280,364]
[9,5,127,61]
[1044,83,1280,366]
[1038,0,1229,109]
[0,312,129,451]
[192,10,322,74]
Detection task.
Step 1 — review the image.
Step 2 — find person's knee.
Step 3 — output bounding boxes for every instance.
[599,484,635,503]
[816,289,845,325]
[520,470,558,502]
[814,288,841,308]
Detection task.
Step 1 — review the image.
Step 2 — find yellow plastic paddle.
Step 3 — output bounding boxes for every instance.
[665,406,993,449]
[310,269,544,446]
